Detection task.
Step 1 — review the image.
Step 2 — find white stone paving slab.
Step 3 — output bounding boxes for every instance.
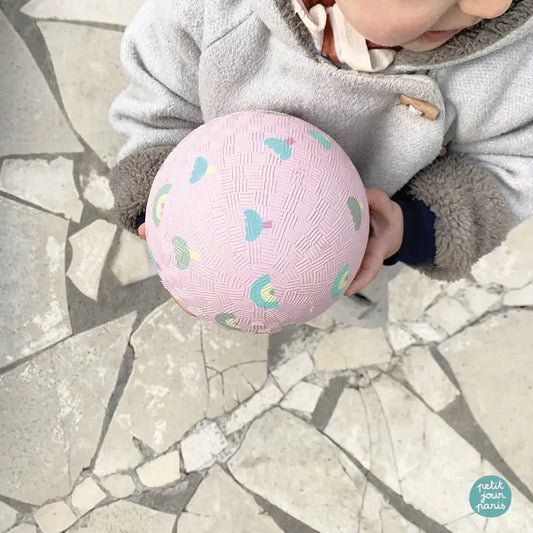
[461,287,500,318]
[178,465,283,533]
[471,218,533,289]
[95,301,207,475]
[406,321,446,343]
[111,230,156,285]
[271,351,314,393]
[181,423,228,472]
[359,482,422,533]
[136,451,181,488]
[222,382,283,435]
[67,219,117,300]
[6,525,38,533]
[0,158,83,222]
[440,309,533,492]
[389,267,444,322]
[34,501,77,533]
[21,0,143,26]
[0,11,82,157]
[80,170,114,211]
[281,382,322,413]
[325,386,401,494]
[38,22,125,166]
[67,501,175,533]
[313,326,392,370]
[305,295,373,329]
[1,196,71,367]
[401,346,459,411]
[100,474,135,499]
[503,283,533,306]
[70,478,106,516]
[0,313,135,505]
[228,408,366,533]
[221,366,256,413]
[426,296,473,336]
[207,373,225,418]
[386,324,416,353]
[0,502,17,532]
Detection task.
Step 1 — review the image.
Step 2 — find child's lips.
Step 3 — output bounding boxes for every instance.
[421,29,460,43]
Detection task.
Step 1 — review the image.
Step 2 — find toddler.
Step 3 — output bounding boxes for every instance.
[109,0,532,301]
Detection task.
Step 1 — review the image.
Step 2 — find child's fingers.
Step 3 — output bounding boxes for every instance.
[344,247,382,295]
[138,223,147,240]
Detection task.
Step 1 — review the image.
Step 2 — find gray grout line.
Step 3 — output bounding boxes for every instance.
[88,342,136,471]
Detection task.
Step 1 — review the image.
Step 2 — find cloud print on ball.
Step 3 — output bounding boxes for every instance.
[145,110,369,333]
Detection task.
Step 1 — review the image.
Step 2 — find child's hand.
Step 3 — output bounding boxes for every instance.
[138,222,146,240]
[344,187,403,296]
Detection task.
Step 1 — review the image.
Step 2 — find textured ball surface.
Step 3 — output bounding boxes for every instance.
[146,111,369,333]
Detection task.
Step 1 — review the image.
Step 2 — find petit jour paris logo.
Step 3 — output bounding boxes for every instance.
[469,475,512,517]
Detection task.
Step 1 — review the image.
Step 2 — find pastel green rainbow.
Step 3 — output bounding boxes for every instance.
[215,313,241,330]
[244,209,264,242]
[173,236,192,270]
[308,129,331,149]
[347,196,364,231]
[152,183,172,226]
[250,274,279,309]
[264,137,292,160]
[331,264,350,298]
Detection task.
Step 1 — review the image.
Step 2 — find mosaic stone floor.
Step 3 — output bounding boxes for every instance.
[2,2,533,532]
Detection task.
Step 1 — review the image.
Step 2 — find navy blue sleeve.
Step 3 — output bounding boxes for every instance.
[136,212,146,228]
[383,193,436,267]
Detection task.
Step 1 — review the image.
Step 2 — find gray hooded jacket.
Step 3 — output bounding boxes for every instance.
[108,0,533,281]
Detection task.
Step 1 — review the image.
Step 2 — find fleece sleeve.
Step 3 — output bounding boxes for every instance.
[108,0,205,231]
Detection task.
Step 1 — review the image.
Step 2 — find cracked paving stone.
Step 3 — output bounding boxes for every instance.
[80,170,114,211]
[1,196,70,367]
[460,287,500,317]
[503,283,533,306]
[388,267,445,322]
[67,501,175,533]
[111,230,156,285]
[21,0,143,26]
[386,324,416,353]
[406,321,446,343]
[359,481,422,532]
[34,501,77,533]
[178,465,283,533]
[100,474,135,499]
[222,382,283,435]
[440,309,533,493]
[67,220,116,301]
[280,381,322,414]
[271,351,314,393]
[94,301,207,475]
[7,525,38,533]
[305,295,373,330]
[0,158,83,222]
[136,451,181,488]
[327,373,533,528]
[401,346,459,412]
[228,408,366,533]
[0,501,17,532]
[70,478,106,516]
[313,326,391,371]
[181,422,228,472]
[425,296,473,336]
[203,326,268,412]
[471,218,533,289]
[0,11,82,157]
[37,22,125,166]
[0,313,135,505]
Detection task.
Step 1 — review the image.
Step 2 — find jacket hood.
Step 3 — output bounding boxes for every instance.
[250,0,533,70]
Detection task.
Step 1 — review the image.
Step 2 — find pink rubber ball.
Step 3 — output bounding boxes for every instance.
[145,110,369,333]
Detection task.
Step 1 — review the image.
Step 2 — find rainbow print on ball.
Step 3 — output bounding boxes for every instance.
[250,274,279,309]
[152,183,172,226]
[347,196,364,231]
[215,313,241,330]
[244,209,273,242]
[264,137,295,160]
[331,264,350,297]
[173,236,201,270]
[189,156,216,184]
[308,129,331,150]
